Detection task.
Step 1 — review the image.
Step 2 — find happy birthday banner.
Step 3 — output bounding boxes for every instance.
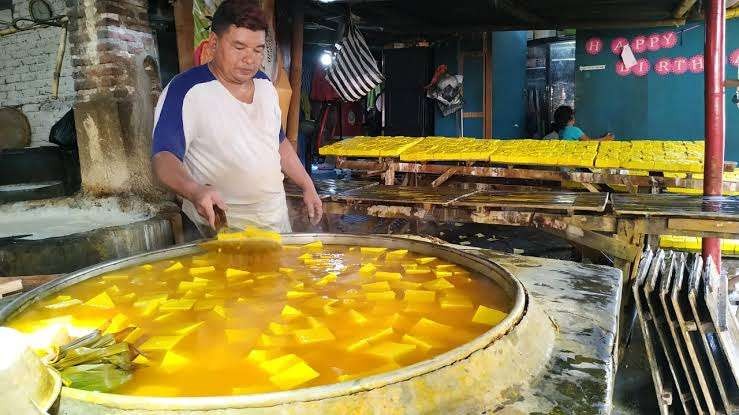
[584,30,739,77]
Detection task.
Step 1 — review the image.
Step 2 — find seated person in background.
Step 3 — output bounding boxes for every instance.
[548,105,614,141]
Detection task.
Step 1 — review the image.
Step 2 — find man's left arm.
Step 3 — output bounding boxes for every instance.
[279,139,323,225]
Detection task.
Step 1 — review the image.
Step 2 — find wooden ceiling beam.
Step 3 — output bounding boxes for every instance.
[491,0,548,25]
[673,0,698,18]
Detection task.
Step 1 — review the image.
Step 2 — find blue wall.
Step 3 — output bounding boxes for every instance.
[492,31,528,138]
[432,32,528,138]
[576,21,739,161]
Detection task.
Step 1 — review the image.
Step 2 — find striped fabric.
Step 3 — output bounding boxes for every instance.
[327,21,384,102]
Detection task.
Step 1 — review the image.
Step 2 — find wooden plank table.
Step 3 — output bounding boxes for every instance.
[450,190,609,212]
[335,185,479,206]
[613,194,739,220]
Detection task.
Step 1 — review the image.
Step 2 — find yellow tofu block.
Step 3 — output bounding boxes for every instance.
[269,361,320,390]
[281,305,303,320]
[103,313,130,334]
[366,342,416,361]
[229,279,255,289]
[410,318,452,339]
[404,302,437,315]
[366,291,396,301]
[212,305,227,318]
[375,272,403,281]
[422,278,455,291]
[138,300,161,317]
[279,267,296,275]
[138,264,154,272]
[472,305,508,326]
[225,328,260,344]
[432,270,453,278]
[415,257,437,265]
[386,249,408,260]
[159,299,196,312]
[123,327,145,344]
[85,291,115,309]
[259,354,303,375]
[153,312,177,323]
[348,309,368,325]
[303,296,338,310]
[102,273,128,282]
[177,280,207,293]
[302,241,323,251]
[44,298,82,310]
[401,334,435,352]
[164,262,184,273]
[391,280,422,290]
[439,296,473,310]
[297,253,312,260]
[362,281,391,292]
[268,322,289,335]
[360,247,387,255]
[306,316,324,328]
[367,327,394,343]
[194,299,222,311]
[287,290,316,299]
[246,349,271,363]
[315,273,338,287]
[359,263,377,275]
[403,289,436,303]
[189,266,215,276]
[259,333,290,347]
[175,321,205,336]
[118,292,137,304]
[404,267,432,275]
[226,268,251,281]
[132,354,151,365]
[160,351,189,373]
[133,293,168,308]
[294,326,336,344]
[256,272,281,280]
[346,338,371,352]
[139,335,184,352]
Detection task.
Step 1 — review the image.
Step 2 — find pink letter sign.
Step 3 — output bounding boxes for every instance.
[585,37,603,55]
[654,57,673,76]
[611,37,629,55]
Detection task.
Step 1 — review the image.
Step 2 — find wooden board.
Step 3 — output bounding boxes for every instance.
[450,191,609,212]
[283,179,377,199]
[334,185,478,206]
[613,194,739,220]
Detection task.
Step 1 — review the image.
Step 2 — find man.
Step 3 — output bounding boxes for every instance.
[152,0,321,234]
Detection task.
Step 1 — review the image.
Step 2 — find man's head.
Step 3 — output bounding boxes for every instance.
[209,0,268,83]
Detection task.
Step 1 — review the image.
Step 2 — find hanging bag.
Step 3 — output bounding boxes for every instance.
[326,16,384,102]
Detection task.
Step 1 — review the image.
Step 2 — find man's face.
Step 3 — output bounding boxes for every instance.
[211,25,265,83]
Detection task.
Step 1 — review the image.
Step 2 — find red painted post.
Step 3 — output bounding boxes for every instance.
[702,0,726,272]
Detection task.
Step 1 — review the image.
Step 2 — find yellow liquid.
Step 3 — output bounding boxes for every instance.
[6,243,512,397]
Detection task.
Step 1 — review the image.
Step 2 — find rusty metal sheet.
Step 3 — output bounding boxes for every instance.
[613,194,739,220]
[450,191,608,212]
[334,185,478,206]
[284,179,377,199]
[688,261,739,414]
[672,254,723,415]
[644,250,697,414]
[633,249,675,415]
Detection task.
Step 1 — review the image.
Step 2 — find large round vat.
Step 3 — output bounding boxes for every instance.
[0,234,555,414]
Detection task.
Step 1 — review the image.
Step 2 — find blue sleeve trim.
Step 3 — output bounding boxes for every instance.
[152,65,216,160]
[279,128,286,143]
[255,70,271,81]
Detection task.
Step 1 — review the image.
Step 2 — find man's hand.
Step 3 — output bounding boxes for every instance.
[303,188,323,225]
[189,184,227,229]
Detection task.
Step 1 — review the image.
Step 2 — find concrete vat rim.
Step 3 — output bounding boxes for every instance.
[0,233,528,411]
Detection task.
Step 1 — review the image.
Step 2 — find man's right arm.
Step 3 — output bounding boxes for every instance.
[153,151,225,228]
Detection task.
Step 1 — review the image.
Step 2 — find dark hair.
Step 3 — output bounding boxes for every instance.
[551,105,575,133]
[211,0,268,36]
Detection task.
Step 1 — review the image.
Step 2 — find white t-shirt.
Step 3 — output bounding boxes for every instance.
[152,64,290,232]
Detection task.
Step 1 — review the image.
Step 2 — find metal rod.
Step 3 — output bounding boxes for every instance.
[51,22,68,98]
[702,0,726,271]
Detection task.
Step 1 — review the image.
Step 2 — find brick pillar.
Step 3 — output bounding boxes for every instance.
[66,0,164,198]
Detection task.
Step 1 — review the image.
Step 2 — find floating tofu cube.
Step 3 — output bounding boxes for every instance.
[226,268,251,281]
[303,296,338,309]
[246,349,271,363]
[164,262,184,273]
[256,272,281,280]
[153,312,177,323]
[366,291,396,301]
[103,313,130,334]
[119,292,137,304]
[139,335,184,352]
[471,305,507,326]
[422,278,455,291]
[415,257,437,265]
[346,338,371,352]
[306,316,324,328]
[404,302,437,315]
[387,313,415,332]
[134,293,168,308]
[190,258,211,267]
[85,291,115,309]
[194,299,222,311]
[279,267,296,275]
[297,253,312,260]
[432,270,453,278]
[404,267,432,275]
[362,281,391,292]
[281,305,303,320]
[440,296,473,310]
[366,342,416,361]
[225,328,260,344]
[315,273,338,287]
[259,354,302,375]
[391,280,422,290]
[294,326,336,344]
[386,249,408,260]
[44,298,82,310]
[403,289,435,303]
[102,274,128,282]
[189,266,216,276]
[259,333,290,347]
[124,327,145,344]
[287,290,316,299]
[269,361,320,390]
[375,272,402,281]
[348,309,368,325]
[160,351,189,373]
[138,264,155,272]
[359,263,377,275]
[229,279,255,289]
[132,354,151,365]
[410,318,452,339]
[159,299,196,311]
[360,247,387,255]
[177,280,206,293]
[366,327,394,343]
[269,322,289,335]
[302,241,323,251]
[175,321,204,336]
[212,305,227,318]
[401,334,435,352]
[435,264,456,270]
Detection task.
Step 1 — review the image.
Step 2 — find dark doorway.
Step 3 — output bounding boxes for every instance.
[383,47,434,136]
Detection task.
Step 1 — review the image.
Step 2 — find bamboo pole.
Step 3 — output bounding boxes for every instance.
[174,0,195,72]
[286,0,304,148]
[51,21,68,98]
